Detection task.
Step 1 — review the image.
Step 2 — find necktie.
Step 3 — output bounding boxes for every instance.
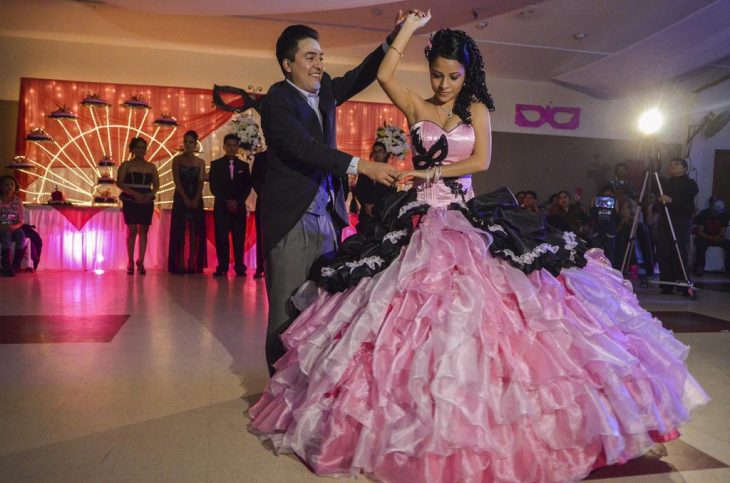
[229,159,235,180]
[307,92,323,129]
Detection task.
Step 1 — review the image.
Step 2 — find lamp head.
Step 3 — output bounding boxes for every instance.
[638,108,663,135]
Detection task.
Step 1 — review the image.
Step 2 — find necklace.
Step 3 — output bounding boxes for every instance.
[437,105,453,119]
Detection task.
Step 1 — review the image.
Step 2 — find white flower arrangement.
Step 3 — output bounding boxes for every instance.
[375,124,409,159]
[230,114,263,151]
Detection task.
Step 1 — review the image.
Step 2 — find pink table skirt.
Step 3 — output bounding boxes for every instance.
[25,205,258,271]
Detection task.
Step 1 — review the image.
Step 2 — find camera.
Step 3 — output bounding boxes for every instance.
[593,196,616,209]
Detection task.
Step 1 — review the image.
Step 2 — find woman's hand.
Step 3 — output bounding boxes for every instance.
[403,9,431,31]
[398,169,428,181]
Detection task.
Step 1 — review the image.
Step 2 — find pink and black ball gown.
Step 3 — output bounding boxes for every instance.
[248,120,709,483]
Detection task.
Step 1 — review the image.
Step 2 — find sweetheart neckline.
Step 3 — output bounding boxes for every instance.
[410,119,471,134]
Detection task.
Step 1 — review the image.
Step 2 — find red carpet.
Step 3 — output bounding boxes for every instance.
[0,315,129,343]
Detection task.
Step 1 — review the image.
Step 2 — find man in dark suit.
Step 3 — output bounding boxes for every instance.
[209,133,252,277]
[260,22,400,375]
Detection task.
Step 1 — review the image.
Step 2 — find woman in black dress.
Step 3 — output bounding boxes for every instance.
[117,137,160,274]
[168,130,207,273]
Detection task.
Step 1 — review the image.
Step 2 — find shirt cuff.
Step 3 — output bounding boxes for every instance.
[347,157,360,175]
[381,34,394,53]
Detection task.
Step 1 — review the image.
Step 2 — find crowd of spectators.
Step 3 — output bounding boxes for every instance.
[513,160,729,292]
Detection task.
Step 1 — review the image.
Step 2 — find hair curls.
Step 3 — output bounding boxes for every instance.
[425,29,495,124]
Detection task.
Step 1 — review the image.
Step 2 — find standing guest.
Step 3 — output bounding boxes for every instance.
[259,22,400,374]
[693,197,729,275]
[209,133,252,277]
[169,130,207,274]
[655,157,698,294]
[251,150,267,279]
[520,190,541,214]
[611,162,637,200]
[588,185,620,264]
[353,141,397,232]
[0,175,26,277]
[117,137,159,275]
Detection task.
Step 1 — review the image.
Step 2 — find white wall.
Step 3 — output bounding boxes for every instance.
[0,34,691,143]
[686,81,730,207]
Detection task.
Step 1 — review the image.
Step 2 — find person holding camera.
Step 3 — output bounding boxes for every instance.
[655,157,698,294]
[588,185,620,263]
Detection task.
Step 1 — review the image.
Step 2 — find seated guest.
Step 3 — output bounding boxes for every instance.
[117,137,160,275]
[694,197,729,275]
[520,190,541,214]
[515,190,526,207]
[353,141,397,232]
[0,175,26,277]
[209,133,252,277]
[169,130,207,274]
[547,190,589,235]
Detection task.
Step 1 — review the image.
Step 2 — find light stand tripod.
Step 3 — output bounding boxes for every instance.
[619,137,697,299]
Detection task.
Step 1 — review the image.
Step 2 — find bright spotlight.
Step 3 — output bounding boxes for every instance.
[638,108,663,135]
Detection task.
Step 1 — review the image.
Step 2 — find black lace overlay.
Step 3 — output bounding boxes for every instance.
[452,187,588,276]
[313,187,589,293]
[309,189,430,293]
[411,126,447,170]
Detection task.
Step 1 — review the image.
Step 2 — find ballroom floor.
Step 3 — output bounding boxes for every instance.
[0,268,729,483]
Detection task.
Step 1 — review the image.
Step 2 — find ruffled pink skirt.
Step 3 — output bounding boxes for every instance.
[249,208,709,483]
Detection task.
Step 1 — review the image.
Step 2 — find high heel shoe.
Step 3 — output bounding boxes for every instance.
[136,261,146,275]
[127,262,135,275]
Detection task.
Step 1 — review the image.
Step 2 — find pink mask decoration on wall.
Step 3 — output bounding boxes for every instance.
[514,104,581,130]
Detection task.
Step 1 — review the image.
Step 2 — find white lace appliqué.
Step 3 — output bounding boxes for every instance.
[382,229,407,244]
[487,224,506,234]
[498,243,559,266]
[320,267,336,278]
[562,231,579,262]
[345,256,385,273]
[398,201,428,218]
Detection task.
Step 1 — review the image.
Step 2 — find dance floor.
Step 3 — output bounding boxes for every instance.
[1,269,729,482]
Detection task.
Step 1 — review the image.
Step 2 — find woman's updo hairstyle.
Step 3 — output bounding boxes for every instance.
[425,29,495,124]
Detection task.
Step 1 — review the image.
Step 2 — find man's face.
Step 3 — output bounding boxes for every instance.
[615,165,627,178]
[523,193,536,207]
[283,37,323,93]
[370,144,388,163]
[669,160,686,177]
[223,139,240,158]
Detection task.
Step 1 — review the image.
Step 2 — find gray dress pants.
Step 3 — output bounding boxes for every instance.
[264,212,337,375]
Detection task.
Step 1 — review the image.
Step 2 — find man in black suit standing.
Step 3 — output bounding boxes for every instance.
[209,133,252,277]
[260,21,401,375]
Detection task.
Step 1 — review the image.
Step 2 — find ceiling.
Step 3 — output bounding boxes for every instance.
[14,0,730,98]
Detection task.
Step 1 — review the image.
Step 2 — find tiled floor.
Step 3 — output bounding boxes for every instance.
[1,269,728,482]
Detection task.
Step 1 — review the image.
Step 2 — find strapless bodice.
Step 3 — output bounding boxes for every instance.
[409,120,475,207]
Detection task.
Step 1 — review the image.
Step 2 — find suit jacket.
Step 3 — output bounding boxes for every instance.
[251,152,267,197]
[260,42,386,255]
[208,155,252,212]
